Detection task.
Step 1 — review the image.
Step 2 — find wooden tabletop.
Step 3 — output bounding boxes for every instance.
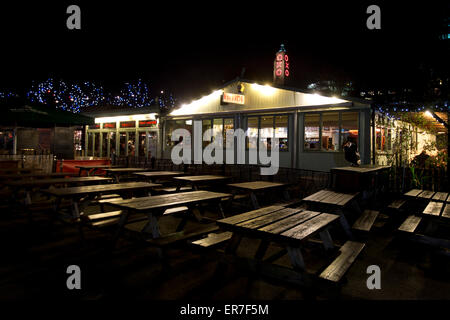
[227,181,285,191]
[404,189,423,197]
[173,175,230,182]
[76,165,123,170]
[432,192,449,202]
[303,189,359,207]
[43,182,161,197]
[104,168,148,173]
[134,171,185,178]
[331,165,390,174]
[423,201,444,216]
[4,176,113,187]
[106,190,231,212]
[217,205,339,243]
[404,189,437,200]
[0,172,78,180]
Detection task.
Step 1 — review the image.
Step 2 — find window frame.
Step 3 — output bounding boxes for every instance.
[303,111,359,152]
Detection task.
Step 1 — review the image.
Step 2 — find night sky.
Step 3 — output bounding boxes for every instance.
[0,1,448,104]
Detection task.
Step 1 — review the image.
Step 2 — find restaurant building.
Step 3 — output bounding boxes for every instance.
[81,105,161,160]
[163,79,372,171]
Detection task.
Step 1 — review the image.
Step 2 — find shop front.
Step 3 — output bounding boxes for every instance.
[163,79,372,172]
[82,107,160,161]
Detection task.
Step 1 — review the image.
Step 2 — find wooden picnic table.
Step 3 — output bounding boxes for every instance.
[227,181,289,209]
[43,182,161,219]
[76,165,124,176]
[330,165,390,201]
[5,176,113,205]
[0,168,43,174]
[103,167,149,182]
[173,175,231,191]
[302,189,360,239]
[134,171,185,183]
[215,205,364,284]
[0,171,78,182]
[105,190,232,244]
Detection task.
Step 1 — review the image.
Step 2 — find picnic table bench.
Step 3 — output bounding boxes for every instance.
[0,171,78,182]
[173,175,231,191]
[43,181,161,219]
[5,176,113,206]
[103,168,149,182]
[104,190,232,246]
[210,205,364,286]
[398,190,450,250]
[302,189,361,238]
[227,181,289,209]
[133,171,185,183]
[76,165,124,176]
[330,166,390,203]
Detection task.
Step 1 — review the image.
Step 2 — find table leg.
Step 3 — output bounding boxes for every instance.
[254,239,270,260]
[319,228,335,251]
[287,246,305,272]
[143,213,161,238]
[338,211,354,240]
[111,209,130,246]
[250,192,260,209]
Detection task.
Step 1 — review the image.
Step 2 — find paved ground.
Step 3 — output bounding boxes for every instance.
[0,200,449,301]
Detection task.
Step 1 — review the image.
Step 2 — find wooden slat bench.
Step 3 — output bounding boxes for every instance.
[146,225,220,247]
[388,199,406,210]
[190,231,233,248]
[398,215,422,233]
[352,210,379,232]
[442,204,450,219]
[154,186,193,194]
[319,241,365,283]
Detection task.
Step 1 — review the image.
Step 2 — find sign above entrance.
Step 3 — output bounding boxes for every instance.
[222,92,245,105]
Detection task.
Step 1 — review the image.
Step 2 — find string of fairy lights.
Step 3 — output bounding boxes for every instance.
[0,78,176,113]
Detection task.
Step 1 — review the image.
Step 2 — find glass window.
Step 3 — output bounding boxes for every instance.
[202,119,212,149]
[148,131,157,159]
[321,112,339,151]
[138,132,147,158]
[304,114,320,150]
[212,118,223,147]
[341,112,359,146]
[87,132,93,156]
[165,120,192,148]
[387,128,392,151]
[109,132,116,157]
[275,115,288,151]
[94,133,100,157]
[259,116,274,151]
[101,132,108,157]
[224,118,234,150]
[247,117,258,150]
[128,132,136,157]
[119,132,127,156]
[376,127,385,151]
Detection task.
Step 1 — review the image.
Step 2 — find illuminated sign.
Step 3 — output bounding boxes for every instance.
[89,124,100,129]
[138,120,157,128]
[103,122,116,129]
[222,92,245,105]
[120,121,136,128]
[273,45,290,84]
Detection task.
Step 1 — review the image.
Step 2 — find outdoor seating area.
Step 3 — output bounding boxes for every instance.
[0,159,449,300]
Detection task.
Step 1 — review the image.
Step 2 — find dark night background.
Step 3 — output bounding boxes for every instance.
[0,1,448,104]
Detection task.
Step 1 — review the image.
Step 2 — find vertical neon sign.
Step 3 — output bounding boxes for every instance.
[273,44,289,85]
